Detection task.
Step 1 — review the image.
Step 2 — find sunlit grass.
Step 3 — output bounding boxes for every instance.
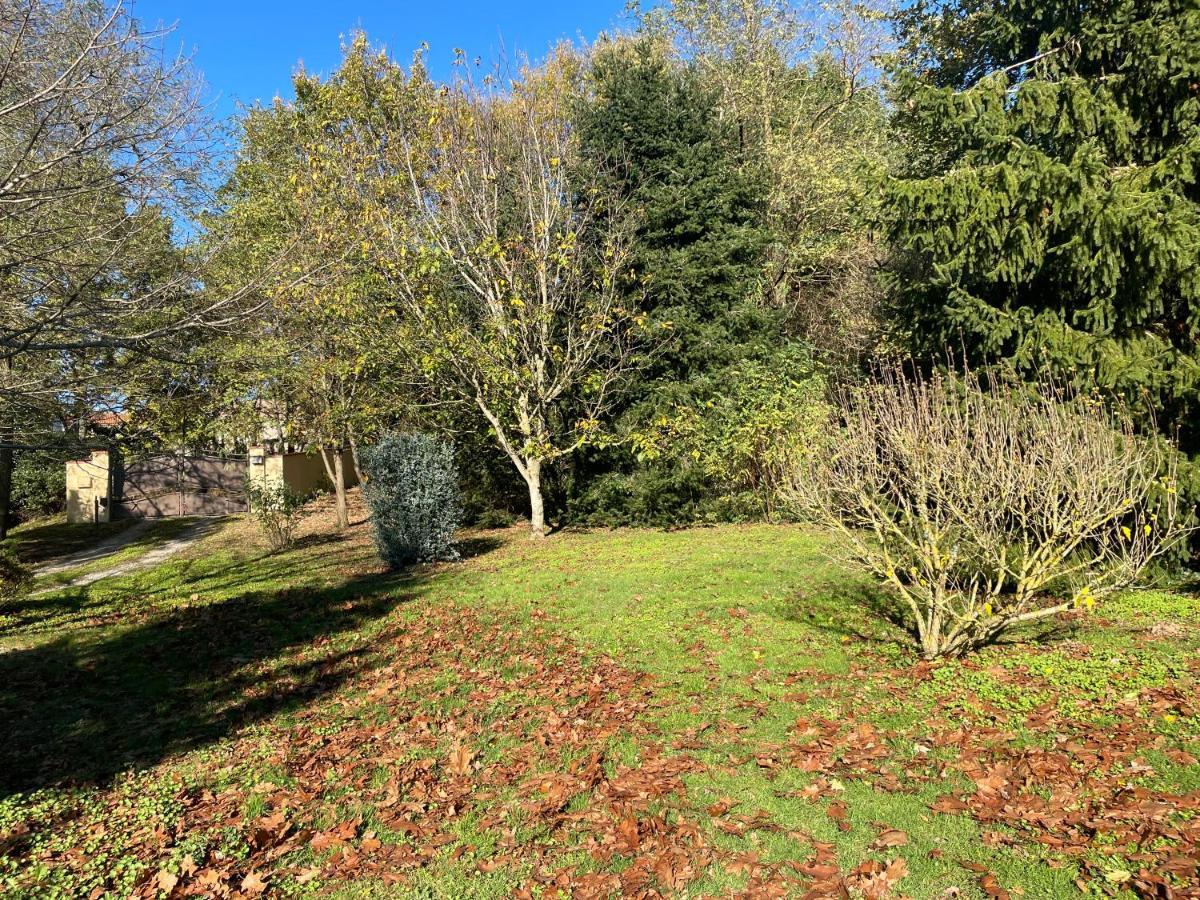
[0,512,1195,898]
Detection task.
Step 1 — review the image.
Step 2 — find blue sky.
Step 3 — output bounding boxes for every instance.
[131,0,634,120]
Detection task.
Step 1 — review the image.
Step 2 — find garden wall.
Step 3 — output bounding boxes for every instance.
[64,451,114,524]
[247,448,358,496]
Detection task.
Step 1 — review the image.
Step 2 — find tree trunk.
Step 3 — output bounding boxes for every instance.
[333,450,348,529]
[319,446,349,530]
[0,441,11,542]
[525,457,546,540]
[0,358,12,540]
[347,434,365,484]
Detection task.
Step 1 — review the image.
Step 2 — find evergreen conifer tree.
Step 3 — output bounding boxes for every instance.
[576,38,775,392]
[568,38,778,522]
[881,0,1200,450]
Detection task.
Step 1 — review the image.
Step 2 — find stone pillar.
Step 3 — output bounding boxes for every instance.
[65,449,113,524]
[247,445,284,489]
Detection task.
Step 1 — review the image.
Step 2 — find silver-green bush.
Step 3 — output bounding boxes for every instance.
[361,433,462,567]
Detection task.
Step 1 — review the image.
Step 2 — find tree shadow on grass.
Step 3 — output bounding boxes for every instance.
[778,579,1090,657]
[6,519,137,567]
[0,564,422,798]
[1009,617,1085,647]
[3,535,359,638]
[778,580,918,652]
[456,535,505,560]
[288,530,347,553]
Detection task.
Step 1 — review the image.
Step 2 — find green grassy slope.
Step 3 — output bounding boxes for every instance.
[0,510,1195,898]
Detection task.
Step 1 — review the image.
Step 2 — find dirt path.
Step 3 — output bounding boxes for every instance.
[35,520,156,577]
[34,519,222,592]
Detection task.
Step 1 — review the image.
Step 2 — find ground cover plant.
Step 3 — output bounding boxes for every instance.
[1,496,1196,898]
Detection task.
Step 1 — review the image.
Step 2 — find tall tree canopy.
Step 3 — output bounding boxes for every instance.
[202,41,426,527]
[576,37,774,388]
[300,44,647,539]
[0,0,216,536]
[650,0,893,364]
[566,37,781,523]
[881,0,1200,449]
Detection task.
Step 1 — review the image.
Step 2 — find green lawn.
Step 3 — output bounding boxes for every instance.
[6,515,138,566]
[0,509,1196,898]
[27,517,208,589]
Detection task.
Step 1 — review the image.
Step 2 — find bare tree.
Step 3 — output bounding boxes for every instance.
[0,1,245,358]
[786,367,1187,658]
[344,54,643,538]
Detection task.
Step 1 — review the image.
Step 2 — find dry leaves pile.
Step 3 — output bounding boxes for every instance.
[136,604,678,897]
[770,659,1200,900]
[126,602,921,899]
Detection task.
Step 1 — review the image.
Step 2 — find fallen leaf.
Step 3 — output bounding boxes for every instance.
[871,828,910,849]
[826,802,851,832]
[616,817,639,853]
[448,744,475,777]
[240,871,268,895]
[155,870,178,894]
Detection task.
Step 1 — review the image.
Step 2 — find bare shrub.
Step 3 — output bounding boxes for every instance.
[786,367,1186,658]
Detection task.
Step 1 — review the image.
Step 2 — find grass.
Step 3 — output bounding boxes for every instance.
[27,516,209,589]
[6,515,137,566]
[0,498,1196,898]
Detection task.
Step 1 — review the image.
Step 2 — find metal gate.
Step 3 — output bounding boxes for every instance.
[117,453,248,518]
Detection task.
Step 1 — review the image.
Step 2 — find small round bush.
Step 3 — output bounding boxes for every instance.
[245,480,309,552]
[361,433,462,567]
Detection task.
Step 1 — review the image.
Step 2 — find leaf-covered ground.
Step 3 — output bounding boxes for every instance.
[1,494,1197,898]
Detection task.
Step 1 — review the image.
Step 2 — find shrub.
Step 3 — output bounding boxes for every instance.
[567,463,713,528]
[0,548,32,602]
[474,508,518,529]
[245,480,308,552]
[12,452,67,519]
[361,432,462,567]
[786,367,1187,659]
[626,346,831,520]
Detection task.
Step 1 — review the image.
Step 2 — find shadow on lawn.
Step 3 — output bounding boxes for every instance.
[7,518,137,567]
[781,580,1086,656]
[284,531,503,562]
[780,581,918,651]
[0,562,422,797]
[456,534,505,560]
